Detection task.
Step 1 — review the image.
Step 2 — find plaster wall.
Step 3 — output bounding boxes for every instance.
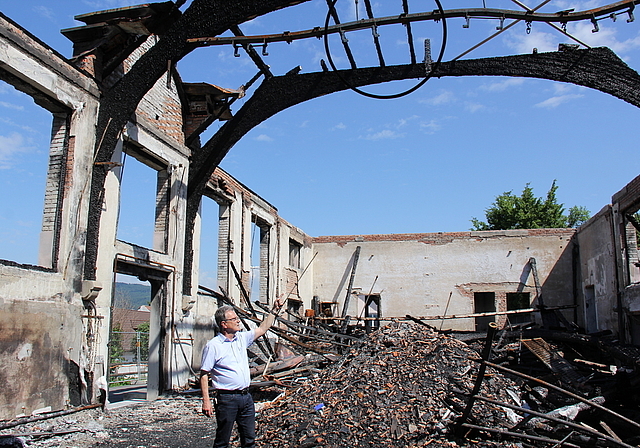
[0,14,99,418]
[312,230,575,330]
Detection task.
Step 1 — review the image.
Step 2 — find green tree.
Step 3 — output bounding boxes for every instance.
[109,323,125,365]
[471,181,590,230]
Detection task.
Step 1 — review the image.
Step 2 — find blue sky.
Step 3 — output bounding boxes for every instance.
[2,0,640,267]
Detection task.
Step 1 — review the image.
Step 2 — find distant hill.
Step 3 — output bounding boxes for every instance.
[114,282,151,310]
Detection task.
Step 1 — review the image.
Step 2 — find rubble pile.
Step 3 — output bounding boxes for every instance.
[257,322,521,447]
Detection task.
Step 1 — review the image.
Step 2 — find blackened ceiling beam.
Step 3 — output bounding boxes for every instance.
[189,46,640,200]
[180,46,640,294]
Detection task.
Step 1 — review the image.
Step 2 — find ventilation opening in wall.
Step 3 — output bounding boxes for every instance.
[0,78,68,268]
[117,145,169,252]
[199,196,220,291]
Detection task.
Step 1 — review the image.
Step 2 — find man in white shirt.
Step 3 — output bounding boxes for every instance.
[200,298,283,448]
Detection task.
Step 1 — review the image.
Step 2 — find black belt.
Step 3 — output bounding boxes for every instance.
[216,388,250,395]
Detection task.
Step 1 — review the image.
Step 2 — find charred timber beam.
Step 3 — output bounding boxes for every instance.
[459,423,582,448]
[523,328,640,367]
[188,0,640,47]
[253,301,361,341]
[341,246,361,319]
[0,404,103,431]
[480,360,640,432]
[182,46,640,294]
[456,322,498,435]
[475,395,636,448]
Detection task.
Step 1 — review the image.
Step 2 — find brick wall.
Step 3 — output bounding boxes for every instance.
[125,38,185,145]
[313,228,575,245]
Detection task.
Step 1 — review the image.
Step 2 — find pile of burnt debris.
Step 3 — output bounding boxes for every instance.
[249,319,640,448]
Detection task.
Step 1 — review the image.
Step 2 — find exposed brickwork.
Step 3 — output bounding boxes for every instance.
[313,229,575,245]
[125,38,185,146]
[217,205,230,291]
[154,169,170,253]
[612,173,640,212]
[285,268,299,298]
[41,115,68,233]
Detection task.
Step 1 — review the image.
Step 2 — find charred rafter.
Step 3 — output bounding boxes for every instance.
[180,47,640,293]
[188,0,640,47]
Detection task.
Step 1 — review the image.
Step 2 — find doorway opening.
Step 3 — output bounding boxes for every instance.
[474,292,496,332]
[112,259,171,401]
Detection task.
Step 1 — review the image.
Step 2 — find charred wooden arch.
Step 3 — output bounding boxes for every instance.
[75,1,640,295]
[180,46,640,294]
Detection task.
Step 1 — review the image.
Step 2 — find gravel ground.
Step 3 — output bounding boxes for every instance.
[1,395,217,448]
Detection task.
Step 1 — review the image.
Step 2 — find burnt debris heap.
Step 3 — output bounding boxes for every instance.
[255,321,640,448]
[258,322,518,447]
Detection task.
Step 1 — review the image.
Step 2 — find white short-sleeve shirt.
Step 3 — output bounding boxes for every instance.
[200,330,255,390]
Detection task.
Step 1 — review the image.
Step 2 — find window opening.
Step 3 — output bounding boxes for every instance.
[198,196,220,291]
[117,148,169,252]
[289,238,302,269]
[474,292,496,332]
[0,79,65,267]
[286,298,302,319]
[506,292,532,325]
[250,217,270,304]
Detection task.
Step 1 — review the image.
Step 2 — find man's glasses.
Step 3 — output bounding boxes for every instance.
[223,317,241,323]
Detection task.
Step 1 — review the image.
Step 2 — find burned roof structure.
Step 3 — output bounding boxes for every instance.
[2,1,640,447]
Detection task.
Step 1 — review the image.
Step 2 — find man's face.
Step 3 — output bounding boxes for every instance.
[221,311,241,333]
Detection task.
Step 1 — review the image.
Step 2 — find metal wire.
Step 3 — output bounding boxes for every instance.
[322,0,448,99]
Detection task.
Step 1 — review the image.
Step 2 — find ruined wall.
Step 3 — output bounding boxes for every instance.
[611,174,640,342]
[89,34,193,395]
[191,167,314,360]
[574,206,618,334]
[0,13,100,418]
[312,229,576,331]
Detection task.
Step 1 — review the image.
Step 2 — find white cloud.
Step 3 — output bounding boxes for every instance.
[363,129,403,140]
[32,5,55,20]
[552,83,573,95]
[480,78,525,92]
[420,90,454,106]
[535,94,584,108]
[504,28,558,54]
[567,22,640,55]
[332,122,347,130]
[255,134,273,142]
[395,115,419,128]
[0,133,29,169]
[0,101,24,111]
[420,120,441,134]
[465,102,485,113]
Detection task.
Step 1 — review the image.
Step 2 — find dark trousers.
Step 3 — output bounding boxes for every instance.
[213,393,256,448]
